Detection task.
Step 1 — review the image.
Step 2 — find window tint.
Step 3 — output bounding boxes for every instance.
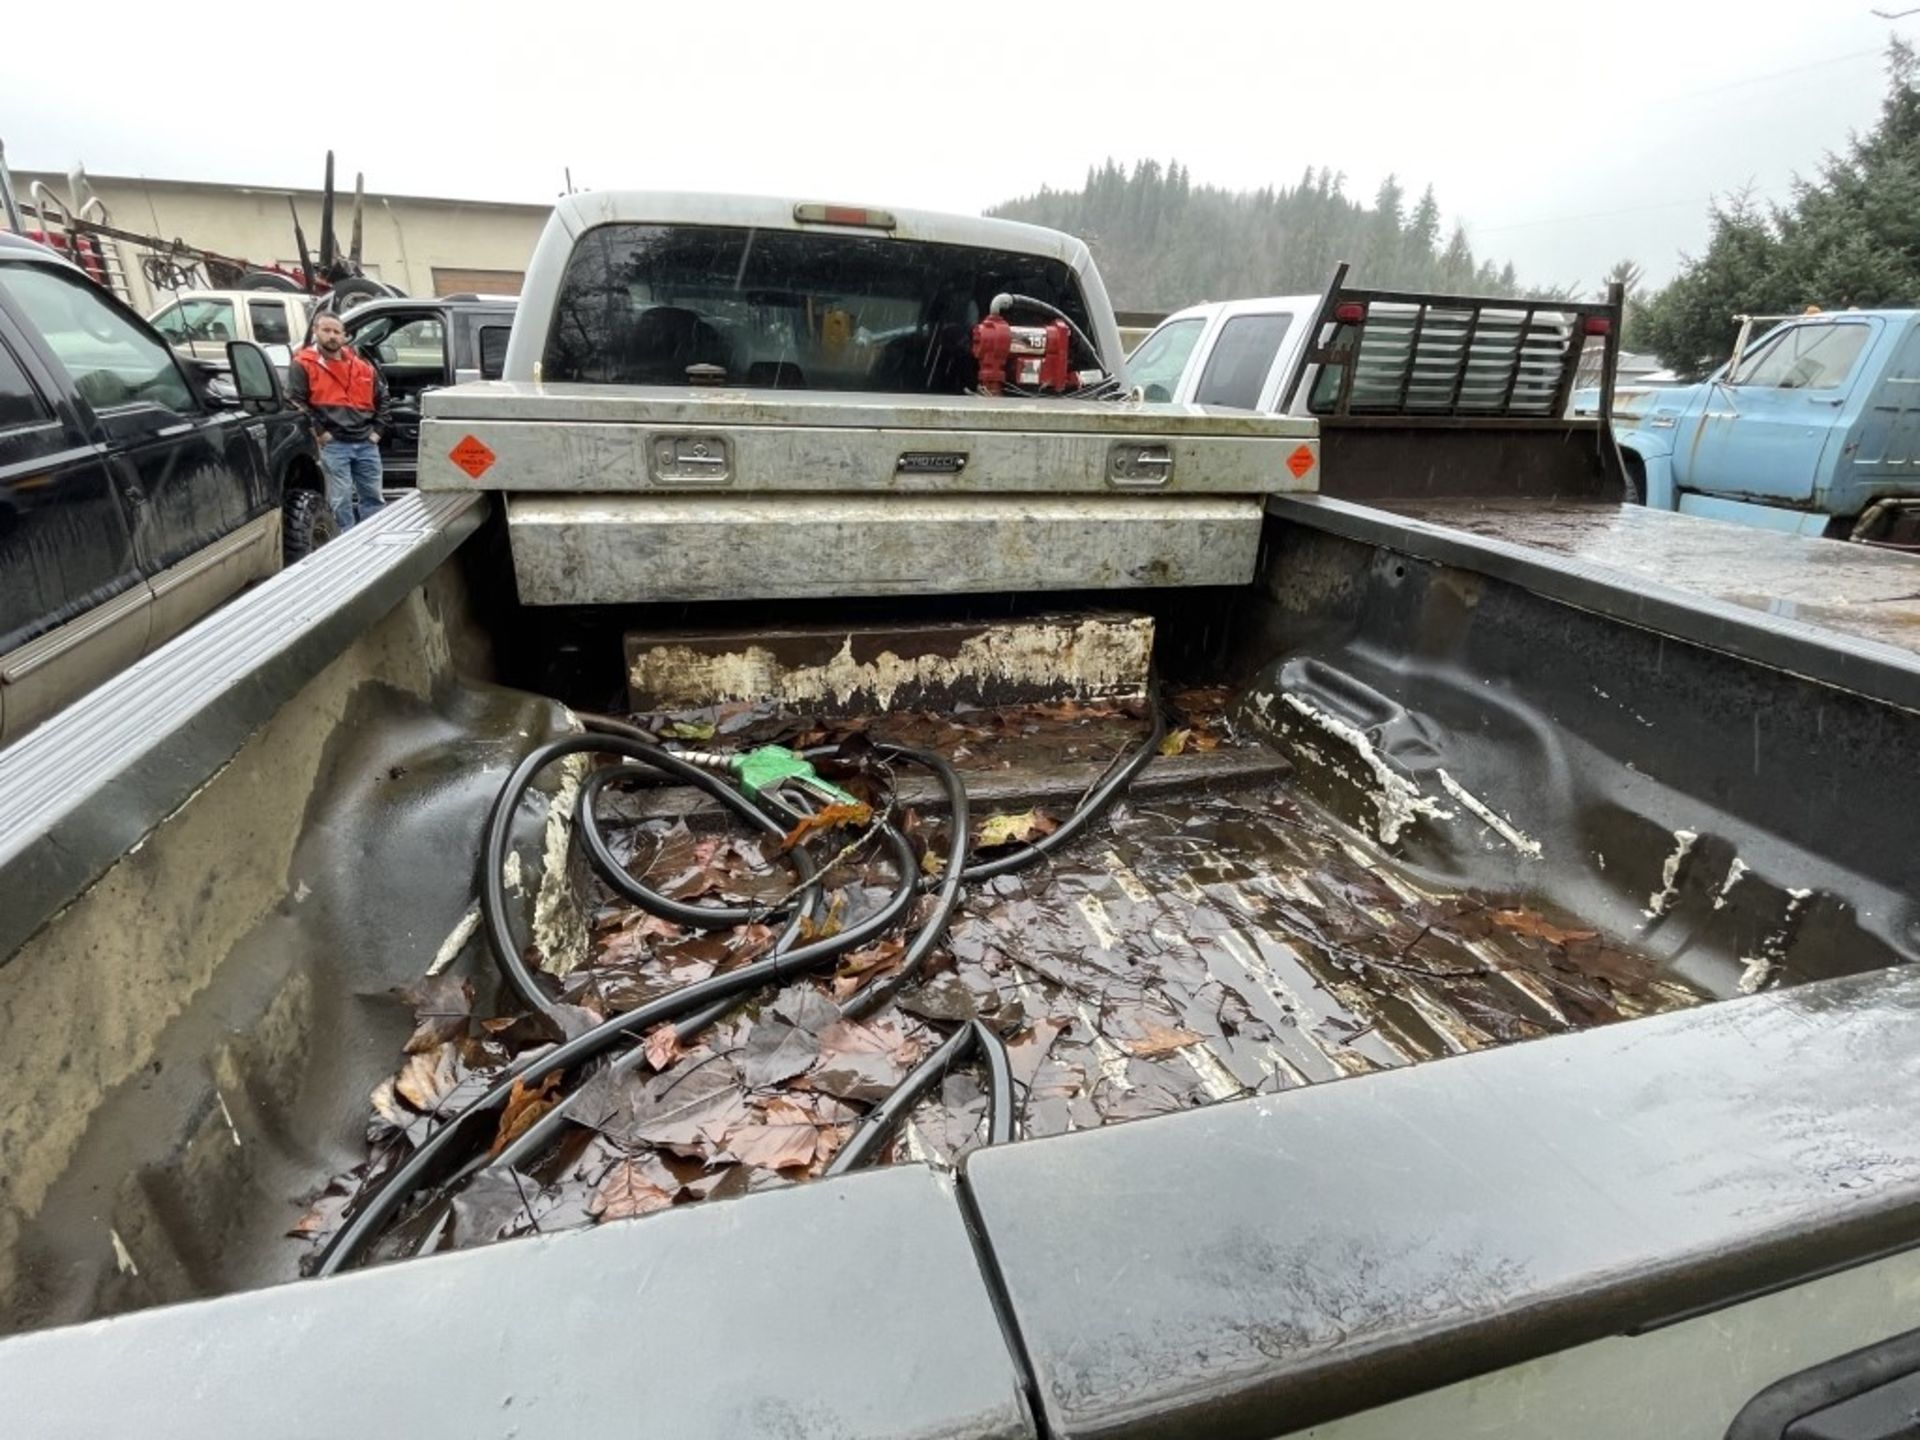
[542,223,1098,394]
[247,299,291,345]
[1736,323,1870,390]
[1193,313,1292,409]
[0,339,49,431]
[0,265,194,414]
[1127,317,1205,399]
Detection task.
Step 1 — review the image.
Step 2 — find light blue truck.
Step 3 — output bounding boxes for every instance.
[1611,309,1920,543]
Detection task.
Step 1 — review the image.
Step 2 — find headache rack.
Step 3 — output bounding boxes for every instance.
[1283,264,1623,427]
[1281,265,1628,503]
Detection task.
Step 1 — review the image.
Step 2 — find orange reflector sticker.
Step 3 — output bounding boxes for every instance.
[1286,444,1316,479]
[449,435,496,479]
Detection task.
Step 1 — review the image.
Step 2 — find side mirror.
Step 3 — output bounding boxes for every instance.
[478,325,510,381]
[227,340,283,408]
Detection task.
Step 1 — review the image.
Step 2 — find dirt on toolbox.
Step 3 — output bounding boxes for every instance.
[294,689,1706,1265]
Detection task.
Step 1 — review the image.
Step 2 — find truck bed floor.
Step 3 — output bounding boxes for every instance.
[306,700,1707,1258]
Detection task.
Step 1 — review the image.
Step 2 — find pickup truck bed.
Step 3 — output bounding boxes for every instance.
[6,221,1920,1436]
[3,477,1918,1437]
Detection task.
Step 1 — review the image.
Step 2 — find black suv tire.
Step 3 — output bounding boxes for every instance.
[283,487,337,563]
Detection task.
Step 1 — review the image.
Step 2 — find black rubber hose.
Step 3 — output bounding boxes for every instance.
[495,745,962,1172]
[950,691,1165,884]
[824,1023,975,1176]
[823,1016,1015,1176]
[344,708,1151,1268]
[320,824,920,1275]
[841,743,969,1022]
[480,732,816,1024]
[576,766,812,931]
[972,1018,1015,1146]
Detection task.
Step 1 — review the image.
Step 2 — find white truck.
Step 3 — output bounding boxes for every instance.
[146,287,316,369]
[416,191,1318,604]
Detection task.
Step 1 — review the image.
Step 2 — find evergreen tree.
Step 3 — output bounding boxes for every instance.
[989,161,1537,309]
[1636,40,1920,375]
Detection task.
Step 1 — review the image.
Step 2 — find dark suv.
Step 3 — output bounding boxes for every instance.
[0,233,330,744]
[340,294,515,485]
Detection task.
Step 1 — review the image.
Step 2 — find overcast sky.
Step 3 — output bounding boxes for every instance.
[3,0,1900,292]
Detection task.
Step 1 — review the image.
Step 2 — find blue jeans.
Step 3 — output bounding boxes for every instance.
[320,438,385,531]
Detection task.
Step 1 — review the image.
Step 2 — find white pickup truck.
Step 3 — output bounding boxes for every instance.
[1127,271,1614,425]
[415,191,1318,604]
[147,287,315,369]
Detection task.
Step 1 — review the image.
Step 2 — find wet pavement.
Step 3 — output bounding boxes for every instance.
[297,696,1708,1261]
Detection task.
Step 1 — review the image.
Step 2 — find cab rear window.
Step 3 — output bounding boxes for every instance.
[541,223,1096,394]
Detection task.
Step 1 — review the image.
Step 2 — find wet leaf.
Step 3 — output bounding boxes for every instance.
[1005,1019,1065,1093]
[800,1052,908,1104]
[1125,1023,1203,1058]
[921,849,946,877]
[369,1075,410,1130]
[643,1025,683,1072]
[1159,728,1193,757]
[395,1044,459,1112]
[761,1095,816,1126]
[396,974,474,1053]
[820,1017,918,1062]
[977,809,1059,848]
[738,1021,821,1088]
[1492,909,1598,946]
[1192,730,1221,752]
[666,720,716,741]
[451,1167,554,1246]
[899,972,977,1022]
[589,1159,675,1221]
[287,1190,349,1241]
[632,1069,750,1156]
[489,1072,563,1157]
[772,987,842,1036]
[725,1123,820,1170]
[780,801,874,851]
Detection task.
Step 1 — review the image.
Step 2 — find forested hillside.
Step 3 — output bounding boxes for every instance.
[990,160,1544,312]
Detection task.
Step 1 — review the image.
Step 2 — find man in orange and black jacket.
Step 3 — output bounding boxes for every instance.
[289,311,392,531]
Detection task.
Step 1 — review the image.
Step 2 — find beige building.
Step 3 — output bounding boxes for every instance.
[13,169,551,315]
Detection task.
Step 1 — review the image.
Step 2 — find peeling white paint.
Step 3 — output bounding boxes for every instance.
[629,615,1153,712]
[1739,888,1814,993]
[1274,693,1453,846]
[1435,770,1542,859]
[1644,829,1699,918]
[532,753,592,978]
[501,850,524,895]
[292,880,312,904]
[109,1229,138,1277]
[428,905,482,976]
[1713,858,1751,911]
